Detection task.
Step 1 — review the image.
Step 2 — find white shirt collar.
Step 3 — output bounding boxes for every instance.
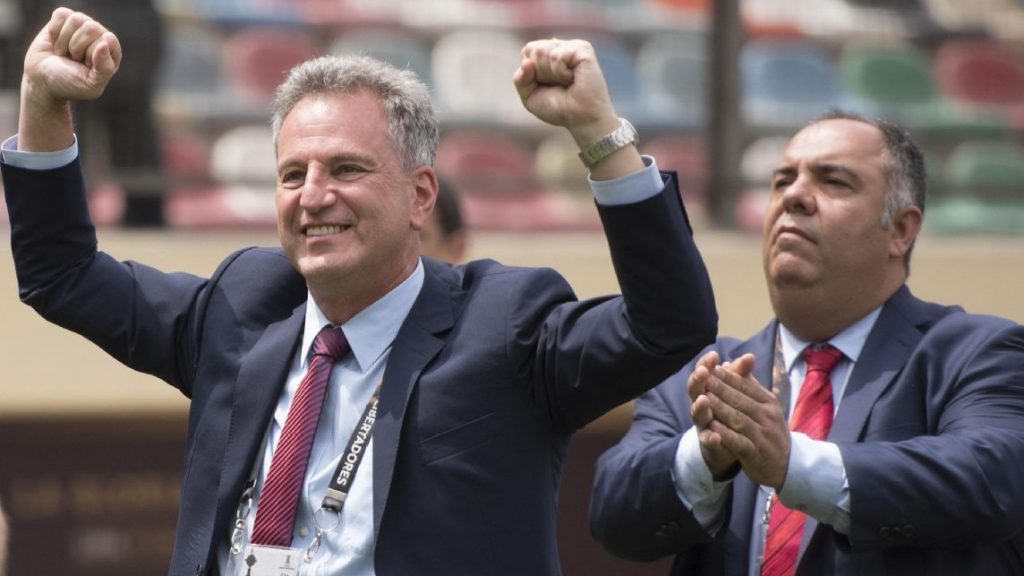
[301,259,425,372]
[778,306,883,371]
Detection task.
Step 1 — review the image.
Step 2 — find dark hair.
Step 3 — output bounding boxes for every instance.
[812,109,926,267]
[434,177,464,237]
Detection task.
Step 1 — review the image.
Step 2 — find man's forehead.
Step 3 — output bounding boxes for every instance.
[784,119,884,162]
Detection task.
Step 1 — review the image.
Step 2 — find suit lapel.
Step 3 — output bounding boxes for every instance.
[216,303,306,522]
[800,287,931,562]
[829,287,926,442]
[372,260,455,533]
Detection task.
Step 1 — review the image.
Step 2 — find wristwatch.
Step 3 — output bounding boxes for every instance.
[577,118,639,168]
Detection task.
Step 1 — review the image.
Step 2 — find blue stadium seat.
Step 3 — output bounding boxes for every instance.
[741,40,855,131]
[636,31,708,130]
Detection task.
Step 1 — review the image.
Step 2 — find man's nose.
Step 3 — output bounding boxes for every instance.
[780,174,815,214]
[299,167,337,211]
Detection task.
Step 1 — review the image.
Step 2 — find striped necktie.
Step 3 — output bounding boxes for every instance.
[251,326,349,547]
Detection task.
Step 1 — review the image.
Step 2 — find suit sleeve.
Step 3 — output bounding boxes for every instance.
[3,159,206,395]
[506,171,717,433]
[840,318,1024,550]
[589,339,741,561]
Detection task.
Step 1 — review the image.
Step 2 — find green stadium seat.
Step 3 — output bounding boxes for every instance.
[839,41,1008,139]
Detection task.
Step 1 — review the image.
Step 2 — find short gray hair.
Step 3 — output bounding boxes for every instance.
[271,55,438,169]
[812,109,926,269]
[813,109,926,226]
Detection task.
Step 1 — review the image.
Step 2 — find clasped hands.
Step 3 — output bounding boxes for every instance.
[688,351,791,490]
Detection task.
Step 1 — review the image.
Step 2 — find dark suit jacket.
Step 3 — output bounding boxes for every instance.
[591,286,1024,575]
[3,159,717,576]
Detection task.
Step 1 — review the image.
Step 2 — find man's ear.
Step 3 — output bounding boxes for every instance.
[410,167,438,232]
[889,204,922,261]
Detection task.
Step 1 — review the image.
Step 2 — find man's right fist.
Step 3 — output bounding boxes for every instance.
[23,7,122,105]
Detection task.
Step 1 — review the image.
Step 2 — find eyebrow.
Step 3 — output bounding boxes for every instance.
[277,152,377,173]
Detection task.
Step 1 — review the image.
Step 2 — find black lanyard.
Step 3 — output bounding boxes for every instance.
[321,380,382,513]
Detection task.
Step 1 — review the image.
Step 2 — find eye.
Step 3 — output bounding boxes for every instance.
[279,169,305,186]
[334,163,367,178]
[771,177,791,191]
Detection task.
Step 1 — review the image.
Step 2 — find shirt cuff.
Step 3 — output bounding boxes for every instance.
[589,155,662,206]
[1,134,79,170]
[778,432,850,533]
[672,427,730,532]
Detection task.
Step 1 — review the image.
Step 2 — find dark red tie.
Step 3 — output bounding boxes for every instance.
[761,344,843,576]
[251,326,349,547]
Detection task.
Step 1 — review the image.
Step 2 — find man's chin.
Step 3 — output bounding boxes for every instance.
[297,257,349,284]
[768,266,819,292]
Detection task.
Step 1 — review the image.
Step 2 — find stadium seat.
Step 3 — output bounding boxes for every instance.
[436,130,597,231]
[293,0,400,27]
[742,0,911,38]
[945,140,1024,200]
[194,0,305,28]
[210,125,277,189]
[641,135,709,225]
[588,36,642,120]
[649,0,710,13]
[735,136,788,233]
[166,185,278,229]
[741,40,854,131]
[840,41,1007,138]
[156,23,234,120]
[740,136,789,186]
[533,132,590,196]
[436,130,542,198]
[920,0,1024,34]
[328,27,433,88]
[636,31,708,130]
[220,27,321,108]
[431,29,532,123]
[928,140,1024,235]
[934,39,1024,121]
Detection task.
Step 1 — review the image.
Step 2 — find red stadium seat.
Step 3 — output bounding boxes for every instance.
[221,27,321,107]
[935,39,1024,109]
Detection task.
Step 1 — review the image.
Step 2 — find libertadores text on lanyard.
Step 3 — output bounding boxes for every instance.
[230,380,383,574]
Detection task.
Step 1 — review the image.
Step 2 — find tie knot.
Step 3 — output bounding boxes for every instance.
[803,344,843,374]
[312,326,349,360]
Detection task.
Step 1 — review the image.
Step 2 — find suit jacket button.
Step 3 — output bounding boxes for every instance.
[656,521,680,540]
[901,524,914,539]
[879,527,892,540]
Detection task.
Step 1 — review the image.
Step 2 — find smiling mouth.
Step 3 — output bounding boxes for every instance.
[304,224,350,237]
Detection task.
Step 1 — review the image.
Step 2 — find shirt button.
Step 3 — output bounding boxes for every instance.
[299,526,310,538]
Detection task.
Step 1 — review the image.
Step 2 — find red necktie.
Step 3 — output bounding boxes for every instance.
[761,344,843,576]
[251,326,349,547]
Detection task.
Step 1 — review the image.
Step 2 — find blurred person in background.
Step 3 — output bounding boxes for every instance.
[590,110,1024,575]
[16,0,166,226]
[2,8,716,576]
[419,176,468,263]
[66,0,166,227]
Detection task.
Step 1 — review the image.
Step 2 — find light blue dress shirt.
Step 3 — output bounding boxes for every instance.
[217,260,424,576]
[672,308,881,576]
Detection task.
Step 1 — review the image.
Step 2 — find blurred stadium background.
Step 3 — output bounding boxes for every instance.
[2,0,1024,574]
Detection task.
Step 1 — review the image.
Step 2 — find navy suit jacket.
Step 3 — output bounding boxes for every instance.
[3,159,717,576]
[591,286,1024,575]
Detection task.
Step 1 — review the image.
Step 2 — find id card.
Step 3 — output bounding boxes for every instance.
[242,544,303,576]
